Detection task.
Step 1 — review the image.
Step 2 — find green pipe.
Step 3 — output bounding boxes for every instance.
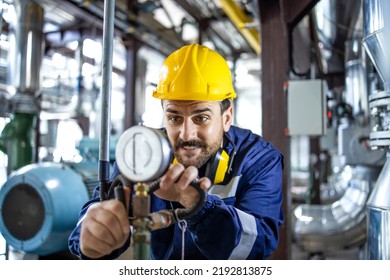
[133,230,151,260]
[0,112,35,171]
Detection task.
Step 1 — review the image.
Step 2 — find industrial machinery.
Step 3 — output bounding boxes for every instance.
[0,163,89,255]
[362,0,390,260]
[292,0,386,256]
[0,135,112,258]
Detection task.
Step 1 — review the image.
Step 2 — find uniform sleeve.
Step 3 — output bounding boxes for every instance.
[185,149,284,260]
[68,164,131,259]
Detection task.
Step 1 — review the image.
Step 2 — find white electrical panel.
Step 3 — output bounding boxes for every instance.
[287,79,327,136]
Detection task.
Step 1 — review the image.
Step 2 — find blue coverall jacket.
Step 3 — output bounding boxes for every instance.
[68,125,284,260]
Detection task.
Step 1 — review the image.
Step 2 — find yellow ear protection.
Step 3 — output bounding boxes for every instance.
[173,134,236,185]
[205,148,230,184]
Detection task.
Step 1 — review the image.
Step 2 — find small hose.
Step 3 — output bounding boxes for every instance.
[172,181,206,221]
[107,174,131,200]
[148,179,206,223]
[106,174,133,218]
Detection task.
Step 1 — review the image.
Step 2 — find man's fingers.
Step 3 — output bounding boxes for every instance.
[80,224,114,257]
[79,200,131,259]
[159,163,185,190]
[173,165,198,190]
[100,200,130,236]
[198,177,212,190]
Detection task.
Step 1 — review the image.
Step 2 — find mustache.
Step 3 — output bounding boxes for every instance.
[175,139,206,149]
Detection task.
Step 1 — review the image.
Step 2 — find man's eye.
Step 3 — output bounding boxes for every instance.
[193,116,209,124]
[168,116,182,123]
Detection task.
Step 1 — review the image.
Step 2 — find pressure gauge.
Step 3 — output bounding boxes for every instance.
[115,125,173,182]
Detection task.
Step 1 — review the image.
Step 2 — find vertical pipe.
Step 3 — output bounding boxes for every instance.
[99,0,115,201]
[344,38,369,121]
[8,0,43,95]
[132,182,151,260]
[1,0,43,172]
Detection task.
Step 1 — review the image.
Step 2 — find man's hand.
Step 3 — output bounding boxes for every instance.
[155,163,211,208]
[79,187,131,259]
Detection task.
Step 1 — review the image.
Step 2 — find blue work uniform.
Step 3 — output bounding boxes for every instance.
[68,125,284,259]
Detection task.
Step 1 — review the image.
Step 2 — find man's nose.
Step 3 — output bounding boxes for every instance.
[179,119,197,141]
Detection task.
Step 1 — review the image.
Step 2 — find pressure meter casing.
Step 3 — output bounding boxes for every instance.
[115,126,173,182]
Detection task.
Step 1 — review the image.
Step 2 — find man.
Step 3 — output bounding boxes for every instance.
[68,43,284,260]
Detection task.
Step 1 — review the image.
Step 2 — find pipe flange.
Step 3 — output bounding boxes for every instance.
[370,131,390,148]
[369,91,390,109]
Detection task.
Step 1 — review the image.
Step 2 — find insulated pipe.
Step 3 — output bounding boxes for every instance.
[312,0,361,74]
[345,38,369,121]
[293,165,381,253]
[363,0,390,90]
[8,0,43,95]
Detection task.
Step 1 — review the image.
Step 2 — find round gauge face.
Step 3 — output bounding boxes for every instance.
[115,125,172,182]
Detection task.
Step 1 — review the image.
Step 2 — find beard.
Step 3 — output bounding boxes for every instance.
[174,134,223,168]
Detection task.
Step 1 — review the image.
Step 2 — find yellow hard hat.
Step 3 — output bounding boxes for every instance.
[153,44,236,101]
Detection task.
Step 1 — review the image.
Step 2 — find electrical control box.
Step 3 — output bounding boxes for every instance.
[287,79,327,136]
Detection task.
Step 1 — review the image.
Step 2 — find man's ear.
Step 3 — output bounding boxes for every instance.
[222,106,233,132]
